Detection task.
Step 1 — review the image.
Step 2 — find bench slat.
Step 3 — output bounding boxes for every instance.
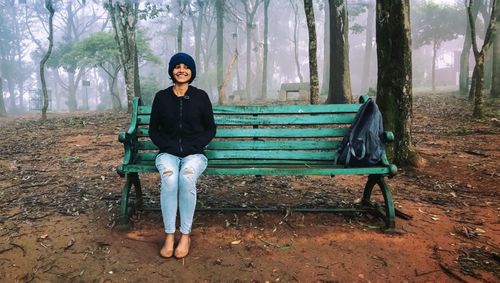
[136,150,337,161]
[137,140,340,150]
[136,127,348,138]
[138,103,361,115]
[137,114,356,126]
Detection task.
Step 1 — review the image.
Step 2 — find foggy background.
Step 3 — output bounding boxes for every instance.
[0,0,489,112]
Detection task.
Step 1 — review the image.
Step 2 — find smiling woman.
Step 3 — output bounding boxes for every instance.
[148,52,216,259]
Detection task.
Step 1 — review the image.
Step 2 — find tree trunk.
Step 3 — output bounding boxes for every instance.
[261,0,270,100]
[361,2,375,94]
[40,0,55,121]
[7,79,16,112]
[492,5,500,98]
[326,0,352,104]
[66,71,77,111]
[109,70,122,112]
[459,1,479,95]
[107,0,140,113]
[219,51,238,105]
[291,2,303,83]
[0,77,6,116]
[303,0,319,104]
[472,60,485,117]
[376,0,414,166]
[176,0,186,52]
[431,41,437,93]
[216,0,224,99]
[320,3,330,97]
[193,0,205,66]
[467,0,497,118]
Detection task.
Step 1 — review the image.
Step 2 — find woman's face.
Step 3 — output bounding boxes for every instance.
[172,63,192,84]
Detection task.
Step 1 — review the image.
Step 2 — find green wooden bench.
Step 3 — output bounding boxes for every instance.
[117,96,399,229]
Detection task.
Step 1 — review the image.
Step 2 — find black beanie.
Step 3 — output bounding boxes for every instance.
[168,52,196,84]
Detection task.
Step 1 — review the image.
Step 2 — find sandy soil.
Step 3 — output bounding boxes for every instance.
[0,93,498,282]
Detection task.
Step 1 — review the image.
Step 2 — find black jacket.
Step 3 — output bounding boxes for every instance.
[149,86,216,157]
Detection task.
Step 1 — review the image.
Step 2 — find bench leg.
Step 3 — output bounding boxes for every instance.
[361,174,396,229]
[119,173,143,226]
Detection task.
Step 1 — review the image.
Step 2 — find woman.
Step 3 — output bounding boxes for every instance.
[149,52,216,259]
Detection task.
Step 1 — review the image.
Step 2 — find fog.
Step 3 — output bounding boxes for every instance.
[0,0,491,113]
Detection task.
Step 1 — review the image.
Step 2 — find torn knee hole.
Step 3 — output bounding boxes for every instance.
[163,170,174,176]
[183,168,195,175]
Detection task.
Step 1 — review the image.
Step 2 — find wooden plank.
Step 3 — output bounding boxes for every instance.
[136,114,356,126]
[215,127,348,138]
[137,150,336,162]
[137,127,348,138]
[138,103,361,115]
[137,140,340,151]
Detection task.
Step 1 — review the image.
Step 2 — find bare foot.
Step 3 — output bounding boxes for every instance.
[160,233,175,258]
[174,234,191,259]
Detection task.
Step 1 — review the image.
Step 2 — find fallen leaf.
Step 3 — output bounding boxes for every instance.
[231,240,241,245]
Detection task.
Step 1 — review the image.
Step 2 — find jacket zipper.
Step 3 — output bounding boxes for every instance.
[179,97,183,153]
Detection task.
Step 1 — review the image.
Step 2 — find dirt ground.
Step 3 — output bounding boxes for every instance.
[0,93,499,283]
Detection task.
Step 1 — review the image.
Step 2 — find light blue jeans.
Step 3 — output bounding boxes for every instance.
[155,152,208,234]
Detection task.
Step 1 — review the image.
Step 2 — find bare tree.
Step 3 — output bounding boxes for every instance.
[261,0,270,100]
[216,0,224,99]
[240,0,263,101]
[467,0,497,118]
[361,2,375,94]
[376,0,417,165]
[290,1,304,83]
[0,78,6,116]
[459,0,480,95]
[303,0,319,104]
[491,1,500,98]
[40,0,55,121]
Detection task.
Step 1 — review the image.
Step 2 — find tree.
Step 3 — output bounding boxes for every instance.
[467,0,497,118]
[40,0,55,121]
[491,2,500,98]
[216,0,224,100]
[376,0,416,166]
[290,1,304,83]
[326,0,352,104]
[303,0,319,104]
[459,0,480,95]
[361,2,375,94]
[176,0,188,52]
[67,31,160,111]
[106,0,141,113]
[240,0,263,101]
[0,78,5,116]
[412,2,463,93]
[261,0,270,100]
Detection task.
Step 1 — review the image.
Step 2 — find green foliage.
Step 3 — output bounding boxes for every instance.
[63,30,160,72]
[65,32,121,69]
[412,2,465,49]
[47,42,79,71]
[140,77,162,105]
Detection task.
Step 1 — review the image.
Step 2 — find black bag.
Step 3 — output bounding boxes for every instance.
[335,98,385,166]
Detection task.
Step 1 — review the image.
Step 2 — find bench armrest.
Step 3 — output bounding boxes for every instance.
[117,98,141,175]
[382,131,394,143]
[380,131,397,176]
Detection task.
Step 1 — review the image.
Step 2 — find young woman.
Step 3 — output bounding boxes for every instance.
[149,52,216,259]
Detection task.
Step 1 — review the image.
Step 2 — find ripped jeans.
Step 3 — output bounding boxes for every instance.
[155,152,208,234]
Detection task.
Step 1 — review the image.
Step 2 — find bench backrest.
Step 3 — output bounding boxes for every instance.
[129,97,368,166]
